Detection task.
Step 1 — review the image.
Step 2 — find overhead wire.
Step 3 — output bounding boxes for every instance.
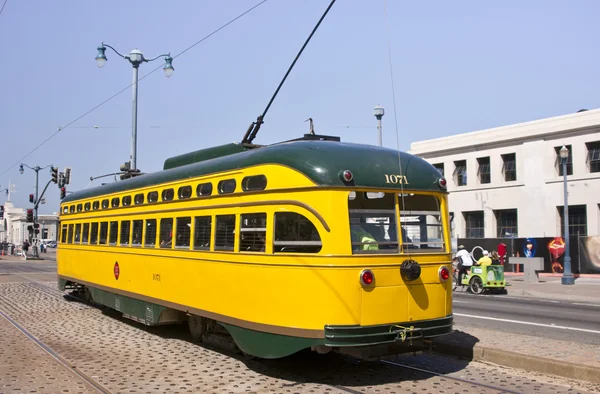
[0,0,268,178]
[384,0,409,255]
[0,0,8,18]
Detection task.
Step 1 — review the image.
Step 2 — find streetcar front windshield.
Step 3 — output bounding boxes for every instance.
[348,191,446,254]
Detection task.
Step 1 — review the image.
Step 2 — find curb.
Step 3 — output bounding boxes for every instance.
[432,340,600,384]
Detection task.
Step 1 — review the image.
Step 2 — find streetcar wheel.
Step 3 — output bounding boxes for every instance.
[188,315,205,343]
[469,277,484,295]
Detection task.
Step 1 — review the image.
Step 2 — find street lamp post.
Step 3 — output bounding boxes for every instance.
[95,43,174,171]
[374,106,384,147]
[19,163,53,258]
[559,145,575,285]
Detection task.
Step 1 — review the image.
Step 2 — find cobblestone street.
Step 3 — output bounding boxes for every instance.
[0,265,598,393]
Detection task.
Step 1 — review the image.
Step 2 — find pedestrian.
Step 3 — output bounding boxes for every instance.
[478,250,492,266]
[22,240,30,259]
[491,250,500,265]
[455,245,474,287]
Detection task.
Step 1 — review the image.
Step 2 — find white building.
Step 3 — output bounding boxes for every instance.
[409,109,600,240]
[1,200,59,245]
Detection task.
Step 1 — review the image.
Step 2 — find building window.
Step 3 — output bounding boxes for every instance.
[476,157,490,184]
[558,205,587,236]
[586,141,600,173]
[554,145,573,176]
[495,209,518,237]
[463,211,484,238]
[432,163,444,176]
[501,153,517,181]
[453,160,467,186]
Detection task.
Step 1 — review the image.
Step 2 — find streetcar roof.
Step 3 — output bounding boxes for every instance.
[62,140,446,203]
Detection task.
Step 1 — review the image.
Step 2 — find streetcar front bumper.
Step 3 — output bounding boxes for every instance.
[324,315,453,347]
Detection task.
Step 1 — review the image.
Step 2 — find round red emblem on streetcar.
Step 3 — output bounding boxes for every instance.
[114,262,120,280]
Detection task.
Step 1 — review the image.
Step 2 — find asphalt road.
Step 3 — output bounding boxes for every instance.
[452,291,600,345]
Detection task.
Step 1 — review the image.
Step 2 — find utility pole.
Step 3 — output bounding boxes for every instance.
[20,163,54,258]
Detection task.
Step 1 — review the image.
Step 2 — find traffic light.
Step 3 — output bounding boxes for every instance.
[58,172,65,188]
[26,209,33,222]
[51,167,58,184]
[60,187,66,200]
[29,194,34,203]
[64,167,71,185]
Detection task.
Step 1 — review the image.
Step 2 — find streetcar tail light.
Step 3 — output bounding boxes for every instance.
[438,266,450,282]
[341,170,353,182]
[360,269,374,286]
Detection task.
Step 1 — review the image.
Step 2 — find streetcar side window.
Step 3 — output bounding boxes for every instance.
[193,216,212,250]
[82,223,89,244]
[134,193,144,205]
[218,179,236,194]
[145,219,157,247]
[99,222,108,245]
[122,196,132,207]
[175,217,191,248]
[160,218,173,248]
[132,220,143,246]
[242,175,267,192]
[214,215,236,251]
[61,224,67,243]
[77,204,83,212]
[120,220,131,246]
[148,191,159,203]
[111,197,120,208]
[274,212,322,253]
[70,205,75,213]
[84,202,91,211]
[93,201,100,210]
[178,186,192,200]
[68,224,74,244]
[90,223,99,244]
[348,192,398,254]
[102,199,109,209]
[162,189,175,201]
[74,223,81,243]
[63,206,68,214]
[196,183,213,197]
[398,194,445,253]
[109,221,118,245]
[240,213,266,252]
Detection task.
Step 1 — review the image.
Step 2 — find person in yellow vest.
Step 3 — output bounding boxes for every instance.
[351,225,379,251]
[477,250,492,266]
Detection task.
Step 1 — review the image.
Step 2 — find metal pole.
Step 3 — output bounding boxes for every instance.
[561,158,574,285]
[33,167,39,257]
[377,117,382,147]
[131,65,139,171]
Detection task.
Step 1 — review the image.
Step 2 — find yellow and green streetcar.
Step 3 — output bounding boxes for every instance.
[57,134,454,359]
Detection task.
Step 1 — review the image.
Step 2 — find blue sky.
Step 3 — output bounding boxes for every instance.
[1,0,599,213]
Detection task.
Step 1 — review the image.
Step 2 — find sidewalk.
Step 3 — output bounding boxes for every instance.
[431,275,600,385]
[504,275,600,304]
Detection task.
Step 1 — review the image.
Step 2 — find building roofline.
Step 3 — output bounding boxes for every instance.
[409,108,600,156]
